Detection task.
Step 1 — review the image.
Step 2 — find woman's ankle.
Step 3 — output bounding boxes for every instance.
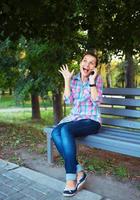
[65,180,76,189]
[77,171,84,181]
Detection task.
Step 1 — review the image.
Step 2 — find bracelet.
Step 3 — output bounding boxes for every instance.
[89,84,96,87]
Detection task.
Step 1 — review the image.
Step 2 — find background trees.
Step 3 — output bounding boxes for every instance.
[0,0,139,123]
[80,0,140,87]
[0,38,18,95]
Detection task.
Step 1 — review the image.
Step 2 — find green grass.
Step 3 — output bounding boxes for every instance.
[0,108,54,128]
[113,165,129,178]
[0,95,16,108]
[0,94,52,108]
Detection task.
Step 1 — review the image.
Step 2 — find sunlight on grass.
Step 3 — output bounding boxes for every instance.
[0,108,54,129]
[0,94,52,108]
[0,95,16,108]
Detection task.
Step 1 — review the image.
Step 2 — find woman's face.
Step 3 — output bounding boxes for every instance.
[80,54,97,78]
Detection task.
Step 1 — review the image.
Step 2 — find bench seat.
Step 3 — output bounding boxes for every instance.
[77,127,140,158]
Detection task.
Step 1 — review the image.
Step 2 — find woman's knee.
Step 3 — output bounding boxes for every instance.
[61,123,71,136]
[51,126,60,141]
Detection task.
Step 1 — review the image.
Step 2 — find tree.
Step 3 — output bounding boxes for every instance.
[16,37,51,119]
[79,0,140,87]
[0,0,84,122]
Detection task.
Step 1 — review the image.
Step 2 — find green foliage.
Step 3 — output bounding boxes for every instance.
[113,165,129,178]
[0,0,139,103]
[114,61,125,88]
[0,38,19,90]
[15,35,82,103]
[16,37,49,100]
[113,58,140,88]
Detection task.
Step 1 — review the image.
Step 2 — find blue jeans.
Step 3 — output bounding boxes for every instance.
[52,119,101,181]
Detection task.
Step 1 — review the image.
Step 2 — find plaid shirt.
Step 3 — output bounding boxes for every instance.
[59,73,103,124]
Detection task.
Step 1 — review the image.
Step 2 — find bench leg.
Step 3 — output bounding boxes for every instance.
[47,133,53,164]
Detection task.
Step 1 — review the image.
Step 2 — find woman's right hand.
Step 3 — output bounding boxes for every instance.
[59,64,74,81]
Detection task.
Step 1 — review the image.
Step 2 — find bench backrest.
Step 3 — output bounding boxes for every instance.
[101,88,140,130]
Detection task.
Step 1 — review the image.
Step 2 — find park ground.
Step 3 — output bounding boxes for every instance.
[0,95,140,199]
[0,112,140,200]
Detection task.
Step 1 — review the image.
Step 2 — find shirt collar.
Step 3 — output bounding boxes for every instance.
[74,72,98,83]
[73,73,90,83]
[73,73,81,81]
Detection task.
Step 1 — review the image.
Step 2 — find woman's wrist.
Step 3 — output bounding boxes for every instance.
[89,83,96,87]
[64,78,71,83]
[89,80,96,85]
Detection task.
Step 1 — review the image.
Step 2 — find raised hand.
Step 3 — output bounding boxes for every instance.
[59,64,74,81]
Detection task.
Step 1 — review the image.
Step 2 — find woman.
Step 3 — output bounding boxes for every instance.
[52,51,103,197]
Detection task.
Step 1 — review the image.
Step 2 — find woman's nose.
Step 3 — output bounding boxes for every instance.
[84,62,90,68]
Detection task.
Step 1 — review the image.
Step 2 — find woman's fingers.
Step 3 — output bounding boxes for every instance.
[62,64,67,71]
[62,64,69,71]
[71,69,74,75]
[66,64,69,71]
[58,69,63,74]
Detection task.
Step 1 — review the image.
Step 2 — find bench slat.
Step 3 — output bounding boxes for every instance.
[103,88,140,96]
[102,97,140,107]
[101,126,140,135]
[100,107,140,118]
[78,135,140,148]
[102,118,140,129]
[77,135,140,157]
[97,134,140,144]
[100,128,140,139]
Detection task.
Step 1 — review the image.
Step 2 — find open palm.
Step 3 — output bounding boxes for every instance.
[59,64,74,80]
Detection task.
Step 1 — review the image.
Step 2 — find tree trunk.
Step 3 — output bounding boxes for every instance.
[31,93,41,119]
[125,52,134,88]
[2,90,5,95]
[124,52,135,110]
[9,88,12,95]
[106,63,112,88]
[52,90,63,124]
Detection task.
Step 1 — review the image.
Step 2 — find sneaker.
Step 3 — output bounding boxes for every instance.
[77,172,87,191]
[63,187,77,197]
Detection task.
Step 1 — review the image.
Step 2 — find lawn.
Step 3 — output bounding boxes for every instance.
[0,95,16,108]
[0,108,54,128]
[0,94,51,108]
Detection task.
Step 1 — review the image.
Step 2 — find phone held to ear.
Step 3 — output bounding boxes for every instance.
[90,71,95,75]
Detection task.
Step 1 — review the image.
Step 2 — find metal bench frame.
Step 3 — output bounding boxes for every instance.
[44,88,140,164]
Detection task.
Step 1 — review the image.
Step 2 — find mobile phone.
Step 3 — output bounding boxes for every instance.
[90,71,95,75]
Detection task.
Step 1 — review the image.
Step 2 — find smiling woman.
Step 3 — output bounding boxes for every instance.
[80,52,98,79]
[51,51,103,196]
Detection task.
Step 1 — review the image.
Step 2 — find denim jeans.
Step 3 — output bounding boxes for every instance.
[51,119,101,181]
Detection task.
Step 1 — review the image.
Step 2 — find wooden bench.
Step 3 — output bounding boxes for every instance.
[44,88,140,164]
